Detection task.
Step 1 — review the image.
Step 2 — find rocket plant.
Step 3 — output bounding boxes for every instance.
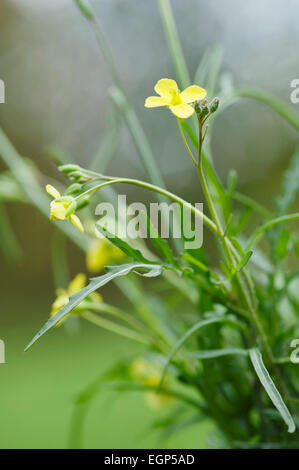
[0,0,298,449]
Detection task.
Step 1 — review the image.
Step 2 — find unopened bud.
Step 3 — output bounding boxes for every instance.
[210,97,220,113]
[200,102,209,118]
[59,164,81,174]
[194,100,202,114]
[65,183,82,195]
[69,171,89,183]
[76,195,91,210]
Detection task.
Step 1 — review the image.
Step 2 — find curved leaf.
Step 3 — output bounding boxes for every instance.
[192,348,249,359]
[25,263,165,352]
[235,86,299,132]
[249,348,295,433]
[159,315,245,388]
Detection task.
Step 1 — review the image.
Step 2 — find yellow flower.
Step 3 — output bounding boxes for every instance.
[131,357,173,409]
[46,184,84,232]
[145,78,207,119]
[86,237,125,273]
[50,273,102,325]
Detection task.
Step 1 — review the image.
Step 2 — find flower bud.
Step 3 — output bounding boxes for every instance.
[59,164,81,174]
[210,97,220,113]
[65,183,82,195]
[69,171,89,183]
[194,100,202,114]
[76,195,91,210]
[200,102,209,118]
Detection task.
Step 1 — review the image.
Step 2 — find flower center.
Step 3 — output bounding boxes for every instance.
[169,89,182,106]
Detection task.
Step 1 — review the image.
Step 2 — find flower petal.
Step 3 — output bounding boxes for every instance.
[154,78,178,99]
[69,213,84,232]
[46,184,61,199]
[68,273,86,295]
[169,104,194,119]
[50,200,67,220]
[144,96,169,108]
[180,85,207,104]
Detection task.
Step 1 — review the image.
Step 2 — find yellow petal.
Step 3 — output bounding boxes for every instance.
[169,103,194,119]
[50,291,69,326]
[68,273,86,295]
[86,239,109,273]
[50,200,67,220]
[46,184,61,199]
[144,96,169,108]
[69,214,84,232]
[180,85,207,104]
[154,78,178,99]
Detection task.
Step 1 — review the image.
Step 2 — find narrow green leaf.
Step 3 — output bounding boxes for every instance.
[75,0,94,20]
[247,213,299,249]
[191,348,249,359]
[249,348,295,433]
[157,0,191,90]
[25,263,165,352]
[139,211,176,264]
[159,315,245,388]
[232,250,253,276]
[235,86,299,132]
[98,224,157,264]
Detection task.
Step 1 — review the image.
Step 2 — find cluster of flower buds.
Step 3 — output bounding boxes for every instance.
[194,97,220,122]
[59,164,91,184]
[58,164,91,210]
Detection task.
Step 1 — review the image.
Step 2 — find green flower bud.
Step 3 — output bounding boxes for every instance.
[59,164,81,174]
[194,100,202,114]
[65,183,82,195]
[69,171,89,183]
[76,195,91,210]
[210,97,220,113]
[200,102,209,118]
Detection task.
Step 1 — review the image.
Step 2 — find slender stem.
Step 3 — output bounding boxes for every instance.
[79,301,145,333]
[247,213,299,249]
[195,117,275,365]
[75,176,217,233]
[81,311,149,345]
[177,118,197,167]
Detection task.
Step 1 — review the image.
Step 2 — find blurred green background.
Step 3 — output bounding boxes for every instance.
[0,0,298,448]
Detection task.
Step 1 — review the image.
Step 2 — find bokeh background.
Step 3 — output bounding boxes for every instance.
[0,0,298,448]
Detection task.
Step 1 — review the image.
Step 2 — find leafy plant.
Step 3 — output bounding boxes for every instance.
[0,0,298,449]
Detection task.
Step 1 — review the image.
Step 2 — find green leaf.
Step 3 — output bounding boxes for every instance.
[249,348,295,433]
[276,145,299,215]
[231,250,253,277]
[98,224,157,264]
[139,211,176,264]
[24,263,165,352]
[191,348,249,359]
[159,315,245,388]
[157,0,191,90]
[194,45,223,97]
[235,86,299,132]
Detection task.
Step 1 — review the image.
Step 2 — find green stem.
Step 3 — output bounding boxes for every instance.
[247,213,299,249]
[194,118,275,365]
[81,310,149,345]
[75,176,217,233]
